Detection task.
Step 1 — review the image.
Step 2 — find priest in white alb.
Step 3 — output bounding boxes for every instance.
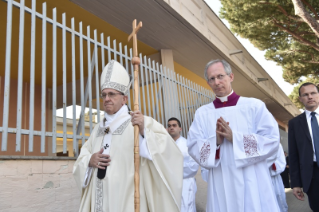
[73,60,183,212]
[267,144,289,212]
[167,117,199,212]
[187,59,280,212]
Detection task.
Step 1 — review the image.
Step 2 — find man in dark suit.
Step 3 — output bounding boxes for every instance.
[288,82,319,212]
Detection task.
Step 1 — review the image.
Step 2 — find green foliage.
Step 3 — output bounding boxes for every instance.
[289,77,319,109]
[220,0,319,84]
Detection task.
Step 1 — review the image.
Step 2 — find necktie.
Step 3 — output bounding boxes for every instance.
[310,112,319,167]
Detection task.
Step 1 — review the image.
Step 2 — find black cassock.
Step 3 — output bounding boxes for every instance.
[280,156,290,188]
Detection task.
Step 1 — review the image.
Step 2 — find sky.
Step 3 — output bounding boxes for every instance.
[204,0,295,96]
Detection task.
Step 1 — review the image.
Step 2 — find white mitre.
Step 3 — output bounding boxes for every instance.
[100,60,131,95]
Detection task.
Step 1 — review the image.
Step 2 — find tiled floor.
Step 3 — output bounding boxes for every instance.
[195,170,312,212]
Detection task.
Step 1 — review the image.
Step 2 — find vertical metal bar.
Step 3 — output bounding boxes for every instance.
[107,36,111,62]
[94,30,100,123]
[195,84,201,109]
[176,74,186,136]
[191,82,197,121]
[113,39,117,61]
[200,87,204,105]
[160,65,167,125]
[130,49,134,106]
[52,8,57,153]
[100,33,105,119]
[171,71,179,121]
[71,17,77,156]
[157,64,164,125]
[148,59,155,119]
[79,22,85,146]
[28,0,36,152]
[181,77,189,130]
[152,61,160,122]
[167,68,175,121]
[2,0,13,151]
[87,26,93,132]
[206,89,209,103]
[167,69,174,119]
[139,54,146,115]
[202,88,205,104]
[124,46,131,107]
[194,84,200,109]
[76,51,95,135]
[187,80,194,122]
[177,74,184,136]
[188,80,194,121]
[200,86,204,106]
[40,2,47,153]
[205,87,209,104]
[162,67,169,124]
[101,33,105,70]
[15,0,25,152]
[182,77,190,128]
[204,88,207,104]
[187,78,194,129]
[164,67,173,122]
[62,13,67,153]
[177,74,186,137]
[119,42,123,65]
[143,56,151,116]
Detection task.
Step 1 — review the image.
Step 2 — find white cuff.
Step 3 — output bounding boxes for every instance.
[82,166,93,188]
[139,130,152,160]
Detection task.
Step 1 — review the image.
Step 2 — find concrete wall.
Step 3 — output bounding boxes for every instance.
[0,158,80,212]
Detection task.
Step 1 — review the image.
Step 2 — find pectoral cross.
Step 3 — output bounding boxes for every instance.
[104,143,109,150]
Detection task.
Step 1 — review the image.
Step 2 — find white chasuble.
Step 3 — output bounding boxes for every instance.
[73,113,183,212]
[187,97,280,212]
[176,136,199,212]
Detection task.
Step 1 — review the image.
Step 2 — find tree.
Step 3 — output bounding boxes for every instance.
[289,77,319,109]
[219,0,319,84]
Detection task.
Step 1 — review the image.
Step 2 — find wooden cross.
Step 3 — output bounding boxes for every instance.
[128,19,142,212]
[128,19,143,57]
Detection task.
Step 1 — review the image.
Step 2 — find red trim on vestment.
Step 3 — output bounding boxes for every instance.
[215,148,220,159]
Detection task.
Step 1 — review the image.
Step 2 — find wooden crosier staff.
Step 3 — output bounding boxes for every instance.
[128,19,142,212]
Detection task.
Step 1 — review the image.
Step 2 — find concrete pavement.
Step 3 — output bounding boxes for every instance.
[194,170,312,212]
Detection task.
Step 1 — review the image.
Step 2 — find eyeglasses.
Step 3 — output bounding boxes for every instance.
[168,124,178,128]
[208,74,227,84]
[100,92,123,99]
[300,92,319,98]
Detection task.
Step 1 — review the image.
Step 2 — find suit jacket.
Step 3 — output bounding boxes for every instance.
[288,112,314,193]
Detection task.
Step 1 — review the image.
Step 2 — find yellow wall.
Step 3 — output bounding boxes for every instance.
[174,62,211,90]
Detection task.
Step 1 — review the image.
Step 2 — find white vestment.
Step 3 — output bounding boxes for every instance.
[176,136,199,212]
[73,106,183,212]
[267,144,288,212]
[200,167,209,182]
[188,97,280,212]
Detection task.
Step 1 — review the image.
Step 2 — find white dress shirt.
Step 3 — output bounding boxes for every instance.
[304,107,319,162]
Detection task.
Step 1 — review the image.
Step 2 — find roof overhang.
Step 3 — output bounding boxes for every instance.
[71,0,300,124]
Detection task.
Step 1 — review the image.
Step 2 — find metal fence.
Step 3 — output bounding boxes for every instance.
[0,0,214,156]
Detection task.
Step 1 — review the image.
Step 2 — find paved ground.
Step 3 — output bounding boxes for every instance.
[194,170,312,212]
